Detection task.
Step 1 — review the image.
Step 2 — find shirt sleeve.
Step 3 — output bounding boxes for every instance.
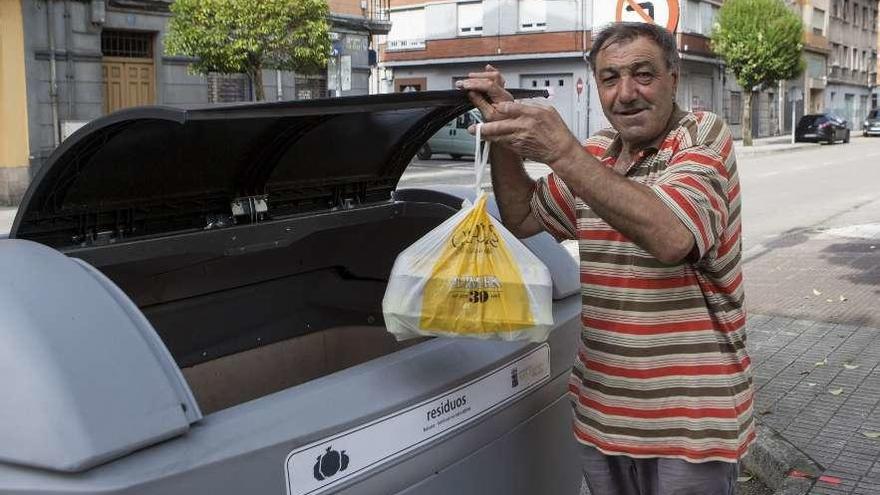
[650,145,730,261]
[530,172,577,241]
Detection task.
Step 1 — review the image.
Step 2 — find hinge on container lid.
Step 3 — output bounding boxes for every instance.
[231,195,269,224]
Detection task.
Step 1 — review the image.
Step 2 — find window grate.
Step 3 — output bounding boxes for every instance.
[101,30,153,58]
[295,76,328,100]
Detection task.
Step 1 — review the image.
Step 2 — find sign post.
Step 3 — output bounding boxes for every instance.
[788,87,803,144]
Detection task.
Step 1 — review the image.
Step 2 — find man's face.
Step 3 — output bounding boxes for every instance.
[594,36,678,148]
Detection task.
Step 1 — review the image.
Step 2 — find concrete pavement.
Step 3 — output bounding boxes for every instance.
[742,215,880,494]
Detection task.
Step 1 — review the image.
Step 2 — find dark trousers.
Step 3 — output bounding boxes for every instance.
[580,445,738,495]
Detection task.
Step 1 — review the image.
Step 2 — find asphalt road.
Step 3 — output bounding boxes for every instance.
[400,137,880,257]
[737,136,880,259]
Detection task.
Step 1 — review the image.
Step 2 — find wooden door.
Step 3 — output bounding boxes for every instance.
[102,57,155,114]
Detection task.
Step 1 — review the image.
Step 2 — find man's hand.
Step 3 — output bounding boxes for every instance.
[455,65,514,122]
[472,101,583,167]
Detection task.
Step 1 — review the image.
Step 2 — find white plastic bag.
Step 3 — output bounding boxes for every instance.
[382,125,553,342]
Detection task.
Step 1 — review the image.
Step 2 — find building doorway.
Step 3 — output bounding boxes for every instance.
[101,30,156,114]
[395,78,426,92]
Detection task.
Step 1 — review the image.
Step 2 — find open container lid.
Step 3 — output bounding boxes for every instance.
[12,90,547,249]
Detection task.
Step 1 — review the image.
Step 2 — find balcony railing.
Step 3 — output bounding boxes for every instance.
[366,0,390,23]
[363,0,391,34]
[386,38,426,52]
[828,66,873,85]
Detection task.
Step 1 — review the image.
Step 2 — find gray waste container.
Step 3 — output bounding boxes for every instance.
[0,90,584,495]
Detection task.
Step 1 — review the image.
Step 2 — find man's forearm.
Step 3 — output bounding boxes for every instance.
[488,144,541,237]
[551,149,695,264]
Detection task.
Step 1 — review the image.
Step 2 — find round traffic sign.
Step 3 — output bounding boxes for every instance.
[576,78,584,95]
[614,0,680,32]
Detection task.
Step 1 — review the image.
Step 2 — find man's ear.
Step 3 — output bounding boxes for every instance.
[670,70,679,96]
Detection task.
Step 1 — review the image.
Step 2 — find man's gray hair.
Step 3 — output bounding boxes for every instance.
[588,22,681,74]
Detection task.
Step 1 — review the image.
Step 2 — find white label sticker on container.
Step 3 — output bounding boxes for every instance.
[284,344,552,495]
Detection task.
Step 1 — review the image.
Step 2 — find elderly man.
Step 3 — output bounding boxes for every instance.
[457,22,753,495]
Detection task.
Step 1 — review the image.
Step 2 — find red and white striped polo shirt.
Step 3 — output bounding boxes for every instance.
[531,111,754,463]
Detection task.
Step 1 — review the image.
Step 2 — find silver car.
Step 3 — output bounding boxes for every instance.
[417,109,483,160]
[864,108,880,137]
[0,90,585,495]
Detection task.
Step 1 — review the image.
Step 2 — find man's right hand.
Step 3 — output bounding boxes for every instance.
[454,65,546,239]
[455,65,514,123]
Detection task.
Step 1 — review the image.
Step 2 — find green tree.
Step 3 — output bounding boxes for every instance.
[165,0,332,101]
[711,0,804,145]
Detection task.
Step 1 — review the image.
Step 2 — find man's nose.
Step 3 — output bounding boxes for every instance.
[617,76,638,103]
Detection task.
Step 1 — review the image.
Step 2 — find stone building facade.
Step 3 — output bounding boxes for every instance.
[0,0,389,206]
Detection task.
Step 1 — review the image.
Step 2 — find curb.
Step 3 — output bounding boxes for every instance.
[735,143,819,157]
[742,423,822,495]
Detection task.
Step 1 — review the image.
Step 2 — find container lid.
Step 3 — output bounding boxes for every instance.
[0,240,202,473]
[11,90,546,248]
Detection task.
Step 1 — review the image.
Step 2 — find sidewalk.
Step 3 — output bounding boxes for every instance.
[734,134,819,157]
[0,208,15,235]
[743,221,880,494]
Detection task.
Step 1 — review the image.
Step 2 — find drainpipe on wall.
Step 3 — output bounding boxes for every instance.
[46,0,61,148]
[778,81,785,135]
[64,0,74,121]
[276,70,284,101]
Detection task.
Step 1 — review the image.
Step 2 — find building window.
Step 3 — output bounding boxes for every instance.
[863,6,870,28]
[458,2,484,36]
[294,75,328,100]
[387,8,426,51]
[729,91,742,125]
[768,92,777,121]
[833,0,840,18]
[844,0,849,21]
[831,43,840,65]
[702,3,718,34]
[208,73,251,103]
[101,30,153,58]
[812,8,825,36]
[518,0,546,31]
[685,0,719,35]
[854,2,859,24]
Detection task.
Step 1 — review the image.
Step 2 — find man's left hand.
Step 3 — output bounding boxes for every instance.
[469,101,583,167]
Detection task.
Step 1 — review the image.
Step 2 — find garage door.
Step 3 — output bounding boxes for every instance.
[520,74,574,135]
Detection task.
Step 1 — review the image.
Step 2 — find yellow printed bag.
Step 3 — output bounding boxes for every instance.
[382,124,553,342]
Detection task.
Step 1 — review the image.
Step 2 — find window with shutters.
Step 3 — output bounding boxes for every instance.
[812,8,825,36]
[728,92,742,125]
[458,2,483,36]
[387,8,426,51]
[518,0,546,31]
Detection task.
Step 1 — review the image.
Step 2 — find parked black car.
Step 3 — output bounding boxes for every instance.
[795,113,850,144]
[864,108,880,137]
